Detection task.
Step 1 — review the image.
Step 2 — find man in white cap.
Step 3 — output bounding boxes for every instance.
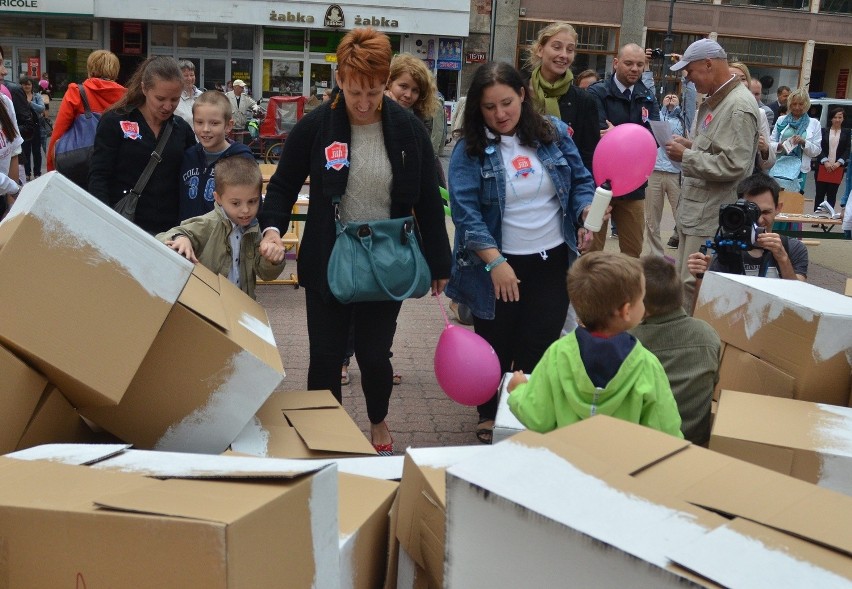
[226,79,257,137]
[664,38,760,312]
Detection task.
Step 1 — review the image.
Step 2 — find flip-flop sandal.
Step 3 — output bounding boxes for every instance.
[341,369,350,386]
[475,418,494,445]
[393,373,402,386]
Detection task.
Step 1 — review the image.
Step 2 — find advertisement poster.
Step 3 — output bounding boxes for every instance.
[27,57,40,79]
[437,38,462,71]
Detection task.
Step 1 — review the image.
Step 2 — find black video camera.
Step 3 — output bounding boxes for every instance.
[716,199,764,251]
[650,48,664,59]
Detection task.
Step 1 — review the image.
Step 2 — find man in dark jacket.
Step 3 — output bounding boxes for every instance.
[587,43,660,257]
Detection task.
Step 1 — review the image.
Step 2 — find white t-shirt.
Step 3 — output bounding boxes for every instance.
[0,94,24,194]
[498,133,562,255]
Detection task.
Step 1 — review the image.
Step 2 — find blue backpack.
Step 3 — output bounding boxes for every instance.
[54,84,100,189]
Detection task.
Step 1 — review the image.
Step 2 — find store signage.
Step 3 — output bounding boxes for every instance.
[0,0,39,7]
[324,4,344,28]
[466,52,486,63]
[353,15,399,28]
[269,10,315,23]
[438,38,462,71]
[0,0,92,13]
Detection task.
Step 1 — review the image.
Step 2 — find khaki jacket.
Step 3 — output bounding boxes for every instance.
[678,79,760,237]
[157,204,285,299]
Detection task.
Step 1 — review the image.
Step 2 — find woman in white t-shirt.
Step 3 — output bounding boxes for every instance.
[446,61,597,443]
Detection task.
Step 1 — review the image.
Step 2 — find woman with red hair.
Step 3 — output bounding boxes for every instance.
[260,29,451,455]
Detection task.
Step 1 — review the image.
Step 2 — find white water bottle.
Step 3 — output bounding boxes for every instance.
[584,181,613,232]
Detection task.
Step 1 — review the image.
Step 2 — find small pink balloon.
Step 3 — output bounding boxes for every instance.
[592,123,657,197]
[434,325,501,406]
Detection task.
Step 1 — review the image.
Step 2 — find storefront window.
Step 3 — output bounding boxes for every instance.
[232,26,254,51]
[820,0,851,12]
[717,35,804,95]
[309,31,346,53]
[45,19,95,41]
[151,23,174,47]
[263,58,303,96]
[231,58,253,90]
[177,25,228,49]
[723,0,809,7]
[46,47,93,96]
[0,18,41,38]
[264,28,305,52]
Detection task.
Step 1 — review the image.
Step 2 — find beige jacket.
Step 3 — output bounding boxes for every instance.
[157,204,284,299]
[678,79,760,237]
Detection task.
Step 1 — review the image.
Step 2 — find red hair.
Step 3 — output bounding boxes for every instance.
[336,28,392,88]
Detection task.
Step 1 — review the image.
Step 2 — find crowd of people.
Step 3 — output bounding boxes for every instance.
[0,28,845,451]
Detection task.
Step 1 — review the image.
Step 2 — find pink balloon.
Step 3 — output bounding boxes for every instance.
[592,123,657,197]
[434,325,502,406]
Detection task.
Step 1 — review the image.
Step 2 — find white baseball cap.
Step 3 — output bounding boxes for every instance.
[232,79,247,87]
[670,39,727,72]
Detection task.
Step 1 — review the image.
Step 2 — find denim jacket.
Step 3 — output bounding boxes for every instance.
[445,116,595,320]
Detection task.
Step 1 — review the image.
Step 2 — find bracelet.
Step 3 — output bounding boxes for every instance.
[485,255,506,272]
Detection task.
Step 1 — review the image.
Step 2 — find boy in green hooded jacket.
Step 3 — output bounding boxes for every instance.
[507,251,683,438]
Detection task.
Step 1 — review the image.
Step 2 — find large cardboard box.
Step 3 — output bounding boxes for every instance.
[232,390,377,458]
[714,344,796,401]
[0,447,340,588]
[81,265,285,454]
[694,272,852,406]
[338,472,398,589]
[394,446,488,589]
[15,385,103,450]
[0,343,48,453]
[444,416,852,587]
[710,390,852,496]
[0,173,193,407]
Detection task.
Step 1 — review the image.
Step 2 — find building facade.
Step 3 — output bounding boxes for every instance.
[0,0,470,102]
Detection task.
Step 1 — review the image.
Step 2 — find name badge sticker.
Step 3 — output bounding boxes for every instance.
[702,112,713,130]
[120,121,141,140]
[325,141,350,171]
[512,155,536,178]
[641,107,649,123]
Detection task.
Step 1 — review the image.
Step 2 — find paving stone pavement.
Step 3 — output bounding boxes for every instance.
[256,147,851,454]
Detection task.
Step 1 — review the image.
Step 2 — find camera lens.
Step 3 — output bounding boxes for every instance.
[720,206,745,231]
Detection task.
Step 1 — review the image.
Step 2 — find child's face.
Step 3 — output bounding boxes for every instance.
[214,184,261,228]
[624,276,646,330]
[193,104,233,152]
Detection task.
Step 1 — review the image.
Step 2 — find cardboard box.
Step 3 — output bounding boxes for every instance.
[0,343,48,453]
[710,390,852,496]
[395,446,488,589]
[338,472,398,589]
[81,265,285,454]
[0,447,340,588]
[694,272,852,406]
[444,416,852,587]
[493,372,527,444]
[15,385,103,450]
[232,390,377,458]
[0,173,193,407]
[714,344,796,401]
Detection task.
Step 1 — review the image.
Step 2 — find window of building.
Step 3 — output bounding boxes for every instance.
[0,18,41,38]
[819,0,851,12]
[150,23,174,47]
[45,19,96,40]
[177,25,228,49]
[264,28,306,52]
[46,47,93,96]
[232,27,254,51]
[722,0,810,8]
[263,58,304,96]
[309,31,346,53]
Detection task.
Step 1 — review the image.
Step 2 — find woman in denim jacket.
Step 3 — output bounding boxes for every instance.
[445,62,596,443]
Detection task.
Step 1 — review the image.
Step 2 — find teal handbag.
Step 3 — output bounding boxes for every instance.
[327,198,431,304]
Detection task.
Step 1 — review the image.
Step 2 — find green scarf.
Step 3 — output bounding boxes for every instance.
[531,66,573,117]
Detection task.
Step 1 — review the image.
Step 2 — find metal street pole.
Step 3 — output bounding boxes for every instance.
[664,0,676,95]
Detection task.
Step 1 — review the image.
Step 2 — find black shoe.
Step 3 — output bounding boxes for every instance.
[667,236,679,249]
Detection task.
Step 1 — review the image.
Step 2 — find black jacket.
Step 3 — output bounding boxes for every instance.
[587,75,660,200]
[89,108,196,234]
[557,85,600,175]
[818,127,851,170]
[261,95,452,298]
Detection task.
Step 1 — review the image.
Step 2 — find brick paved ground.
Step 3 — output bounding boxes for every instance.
[257,148,851,453]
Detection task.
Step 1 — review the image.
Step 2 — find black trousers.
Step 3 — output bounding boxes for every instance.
[473,243,570,420]
[305,287,402,424]
[814,179,844,210]
[20,137,41,178]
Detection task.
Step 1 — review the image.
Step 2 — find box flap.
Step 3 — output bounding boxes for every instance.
[542,415,691,475]
[277,390,340,411]
[217,277,284,372]
[715,346,796,400]
[715,391,852,459]
[284,407,377,456]
[0,344,48,453]
[89,448,333,479]
[667,518,852,587]
[7,443,131,465]
[177,268,230,332]
[636,445,852,556]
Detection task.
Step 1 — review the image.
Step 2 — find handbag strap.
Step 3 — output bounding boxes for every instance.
[78,84,93,118]
[130,120,173,198]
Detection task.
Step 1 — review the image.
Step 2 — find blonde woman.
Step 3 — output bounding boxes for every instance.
[769,87,821,193]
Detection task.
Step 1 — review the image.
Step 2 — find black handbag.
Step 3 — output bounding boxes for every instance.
[326,196,431,304]
[114,120,173,222]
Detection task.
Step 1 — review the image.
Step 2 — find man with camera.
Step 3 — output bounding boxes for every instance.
[664,38,760,312]
[686,174,808,293]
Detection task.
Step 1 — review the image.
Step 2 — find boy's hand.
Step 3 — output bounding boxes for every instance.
[166,235,198,263]
[260,240,286,265]
[686,251,711,278]
[506,371,528,393]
